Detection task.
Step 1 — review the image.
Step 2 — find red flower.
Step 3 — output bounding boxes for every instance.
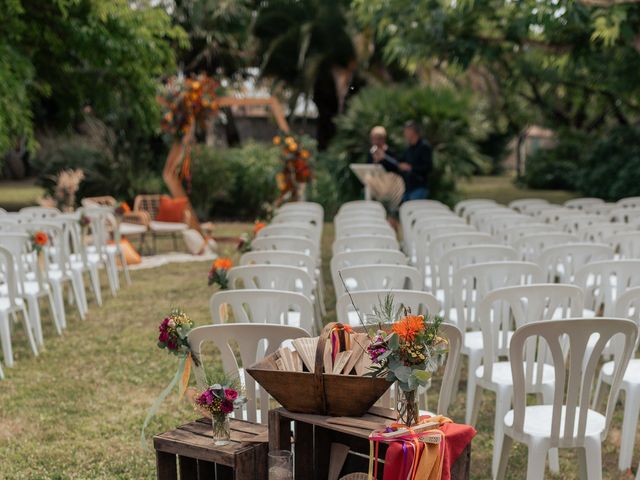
[33,231,48,247]
[224,388,238,401]
[220,399,234,414]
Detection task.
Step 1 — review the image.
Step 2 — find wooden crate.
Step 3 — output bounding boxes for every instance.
[269,407,471,480]
[153,417,268,480]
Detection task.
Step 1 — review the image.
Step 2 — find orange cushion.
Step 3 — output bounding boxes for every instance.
[120,201,131,213]
[156,196,187,223]
[112,238,141,265]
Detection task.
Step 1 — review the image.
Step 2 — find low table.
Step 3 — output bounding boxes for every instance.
[153,417,268,480]
[269,407,471,479]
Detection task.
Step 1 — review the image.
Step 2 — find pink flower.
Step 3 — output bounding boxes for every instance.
[220,399,234,414]
[158,331,169,343]
[224,388,238,401]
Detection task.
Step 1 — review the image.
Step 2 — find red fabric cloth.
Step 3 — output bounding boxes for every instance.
[382,420,476,480]
[156,196,187,223]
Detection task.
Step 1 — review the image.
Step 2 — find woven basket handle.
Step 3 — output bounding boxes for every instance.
[314,322,349,413]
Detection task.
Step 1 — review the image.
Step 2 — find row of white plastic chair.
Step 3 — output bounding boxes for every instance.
[0,206,131,378]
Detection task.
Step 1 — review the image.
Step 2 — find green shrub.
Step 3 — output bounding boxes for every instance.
[323,84,490,207]
[190,142,281,220]
[576,125,640,201]
[521,135,584,190]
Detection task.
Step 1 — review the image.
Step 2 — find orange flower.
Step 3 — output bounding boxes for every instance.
[300,149,311,159]
[342,324,353,334]
[284,136,294,145]
[213,257,233,270]
[288,142,298,152]
[253,222,266,234]
[273,136,281,145]
[34,231,48,247]
[391,315,425,342]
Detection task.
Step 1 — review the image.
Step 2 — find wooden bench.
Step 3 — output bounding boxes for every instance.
[269,407,471,479]
[153,417,268,480]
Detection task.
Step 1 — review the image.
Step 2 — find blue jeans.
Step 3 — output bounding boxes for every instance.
[402,187,429,203]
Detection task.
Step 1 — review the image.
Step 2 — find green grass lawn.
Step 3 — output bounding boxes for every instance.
[0,180,44,211]
[460,175,576,205]
[1,211,638,478]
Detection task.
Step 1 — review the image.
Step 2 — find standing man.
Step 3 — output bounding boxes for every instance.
[372,120,432,202]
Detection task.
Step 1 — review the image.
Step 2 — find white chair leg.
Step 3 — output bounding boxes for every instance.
[495,434,513,480]
[26,296,44,347]
[46,291,62,336]
[525,439,548,480]
[470,384,483,426]
[20,306,38,357]
[492,388,512,479]
[88,266,102,306]
[50,281,67,329]
[104,253,119,294]
[541,384,560,473]
[70,273,88,319]
[619,388,640,471]
[0,360,4,379]
[583,436,603,480]
[118,248,131,286]
[465,351,482,424]
[0,312,14,367]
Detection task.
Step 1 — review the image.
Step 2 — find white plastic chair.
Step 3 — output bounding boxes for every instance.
[0,245,37,368]
[332,235,399,255]
[509,198,549,213]
[414,223,475,273]
[582,203,616,216]
[557,214,609,235]
[592,287,640,472]
[336,224,395,239]
[335,264,422,297]
[496,223,557,245]
[256,223,317,245]
[454,199,496,217]
[271,213,322,243]
[28,221,88,322]
[188,323,310,423]
[330,249,408,293]
[437,245,518,308]
[467,206,513,229]
[209,289,315,333]
[472,284,585,478]
[227,265,314,299]
[497,318,637,480]
[336,289,440,327]
[240,250,315,276]
[278,201,324,218]
[428,232,495,290]
[581,222,635,243]
[337,200,386,216]
[0,233,63,346]
[564,197,604,210]
[251,236,320,262]
[537,207,573,224]
[574,260,640,316]
[537,243,614,283]
[19,207,61,220]
[522,203,561,216]
[617,197,640,209]
[610,207,640,224]
[604,231,640,259]
[479,214,533,237]
[512,232,579,261]
[334,216,389,237]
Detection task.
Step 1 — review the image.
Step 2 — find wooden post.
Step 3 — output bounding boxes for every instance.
[161,96,291,235]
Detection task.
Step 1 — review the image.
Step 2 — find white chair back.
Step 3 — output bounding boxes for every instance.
[336,264,422,296]
[428,233,495,289]
[227,265,313,298]
[497,223,556,244]
[574,260,640,316]
[330,249,408,291]
[508,198,548,212]
[332,235,399,255]
[256,224,317,244]
[188,323,310,423]
[564,197,604,210]
[209,289,314,332]
[336,289,440,327]
[537,243,614,282]
[478,284,584,385]
[512,232,579,261]
[337,224,395,239]
[617,197,640,209]
[605,231,640,259]
[240,250,315,276]
[581,222,635,243]
[251,236,319,262]
[19,207,60,219]
[450,261,544,331]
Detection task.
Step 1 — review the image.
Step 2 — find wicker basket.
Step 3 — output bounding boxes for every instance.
[246,322,390,417]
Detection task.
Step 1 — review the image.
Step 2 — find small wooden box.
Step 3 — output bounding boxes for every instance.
[153,418,268,480]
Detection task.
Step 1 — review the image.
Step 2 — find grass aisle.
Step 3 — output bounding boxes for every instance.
[0,222,636,479]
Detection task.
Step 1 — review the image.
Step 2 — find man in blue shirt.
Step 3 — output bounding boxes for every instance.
[371,121,433,202]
